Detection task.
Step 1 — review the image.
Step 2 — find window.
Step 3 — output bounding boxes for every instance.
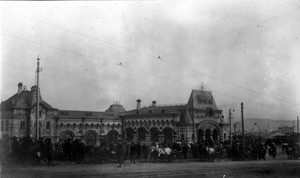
[1,120,3,131]
[5,120,9,131]
[46,122,50,129]
[20,121,25,129]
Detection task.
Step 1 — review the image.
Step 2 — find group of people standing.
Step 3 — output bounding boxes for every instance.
[1,136,299,167]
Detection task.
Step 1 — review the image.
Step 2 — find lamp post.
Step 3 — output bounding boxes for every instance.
[228,108,234,147]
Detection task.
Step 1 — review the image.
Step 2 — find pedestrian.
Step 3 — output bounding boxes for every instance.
[182,143,188,159]
[44,138,55,166]
[130,142,136,164]
[116,139,124,167]
[141,142,148,161]
[136,142,141,159]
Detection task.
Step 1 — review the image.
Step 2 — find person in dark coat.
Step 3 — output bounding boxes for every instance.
[141,142,148,161]
[182,143,188,159]
[116,139,124,167]
[44,138,55,166]
[130,142,136,164]
[136,142,141,159]
[11,136,19,159]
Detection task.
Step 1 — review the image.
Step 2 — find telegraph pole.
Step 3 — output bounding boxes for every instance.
[241,102,245,158]
[36,57,42,141]
[297,116,299,133]
[229,109,232,147]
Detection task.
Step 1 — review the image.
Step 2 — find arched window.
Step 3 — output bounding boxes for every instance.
[91,123,94,129]
[1,120,4,131]
[60,123,63,129]
[73,123,76,129]
[46,122,50,129]
[85,123,88,130]
[67,123,70,129]
[153,120,155,127]
[20,121,25,129]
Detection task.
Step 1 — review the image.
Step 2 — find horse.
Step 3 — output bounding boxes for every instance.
[158,147,172,163]
[150,146,172,163]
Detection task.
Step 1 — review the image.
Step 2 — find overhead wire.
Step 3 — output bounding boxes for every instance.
[2,53,300,116]
[2,8,299,107]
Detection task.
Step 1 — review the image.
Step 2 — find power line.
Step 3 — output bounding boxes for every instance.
[2,34,300,115]
[2,9,298,107]
[2,56,300,116]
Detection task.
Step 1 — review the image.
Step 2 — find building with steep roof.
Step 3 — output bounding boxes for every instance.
[0,83,124,146]
[122,89,228,144]
[1,83,58,139]
[1,83,228,146]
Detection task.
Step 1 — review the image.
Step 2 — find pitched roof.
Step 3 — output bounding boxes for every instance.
[1,89,55,110]
[123,104,187,116]
[58,110,113,118]
[105,104,126,113]
[187,89,219,110]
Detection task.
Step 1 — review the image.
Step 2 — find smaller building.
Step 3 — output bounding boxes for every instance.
[277,126,295,134]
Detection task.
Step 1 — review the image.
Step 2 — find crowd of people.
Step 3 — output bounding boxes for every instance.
[1,136,299,166]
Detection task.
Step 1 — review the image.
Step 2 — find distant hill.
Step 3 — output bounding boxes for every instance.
[235,118,297,133]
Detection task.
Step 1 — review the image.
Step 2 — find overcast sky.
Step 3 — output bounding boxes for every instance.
[1,1,300,123]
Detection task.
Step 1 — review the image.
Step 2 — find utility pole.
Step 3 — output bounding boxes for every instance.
[297,116,299,133]
[241,102,245,158]
[229,109,232,147]
[36,57,42,141]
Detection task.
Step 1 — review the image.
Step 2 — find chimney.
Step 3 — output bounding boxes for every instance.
[17,82,23,94]
[136,99,141,111]
[152,100,157,107]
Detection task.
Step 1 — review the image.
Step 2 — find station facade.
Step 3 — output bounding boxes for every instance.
[1,83,229,146]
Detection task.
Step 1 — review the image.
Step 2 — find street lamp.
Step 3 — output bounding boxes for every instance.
[229,108,235,147]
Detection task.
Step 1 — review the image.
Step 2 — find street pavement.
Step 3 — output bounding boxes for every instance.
[1,150,300,178]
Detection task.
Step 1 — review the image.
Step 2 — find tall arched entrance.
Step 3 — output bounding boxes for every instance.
[162,127,173,142]
[213,129,219,141]
[85,131,97,146]
[107,130,119,143]
[60,130,74,141]
[125,127,135,142]
[198,129,204,142]
[198,121,221,142]
[150,127,159,142]
[137,127,147,141]
[205,129,211,140]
